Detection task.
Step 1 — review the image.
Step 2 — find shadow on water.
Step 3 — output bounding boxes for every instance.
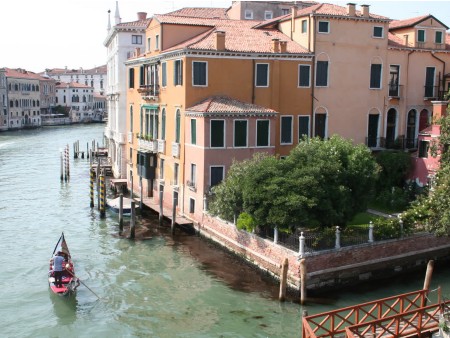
[49,290,78,325]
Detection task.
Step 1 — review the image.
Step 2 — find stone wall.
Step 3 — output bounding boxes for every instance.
[196,214,450,291]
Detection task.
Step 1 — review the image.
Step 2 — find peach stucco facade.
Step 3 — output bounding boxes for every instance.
[121,3,450,222]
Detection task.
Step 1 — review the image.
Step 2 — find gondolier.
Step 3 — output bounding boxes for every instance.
[52,251,64,287]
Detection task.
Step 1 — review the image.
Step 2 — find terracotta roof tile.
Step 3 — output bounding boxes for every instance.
[388,32,406,48]
[160,16,309,54]
[116,18,151,28]
[166,7,229,19]
[389,15,430,30]
[56,81,92,89]
[5,68,49,80]
[186,96,277,114]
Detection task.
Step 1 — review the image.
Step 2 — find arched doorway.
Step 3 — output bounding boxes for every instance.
[419,109,431,132]
[385,108,397,148]
[406,109,417,148]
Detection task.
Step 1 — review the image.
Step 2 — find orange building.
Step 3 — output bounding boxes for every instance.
[123,3,450,221]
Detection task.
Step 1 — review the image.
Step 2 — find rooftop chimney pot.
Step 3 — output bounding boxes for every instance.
[361,4,370,17]
[347,3,356,16]
[137,12,147,20]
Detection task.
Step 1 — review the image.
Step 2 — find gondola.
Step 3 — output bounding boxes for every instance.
[48,232,80,296]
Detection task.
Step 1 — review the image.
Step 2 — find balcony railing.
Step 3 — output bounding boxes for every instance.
[157,139,165,153]
[172,142,180,158]
[187,180,197,192]
[366,136,418,150]
[137,84,160,96]
[424,86,438,99]
[138,137,158,152]
[127,132,133,143]
[388,83,403,98]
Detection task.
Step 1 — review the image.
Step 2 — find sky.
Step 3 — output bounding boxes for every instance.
[1,0,450,73]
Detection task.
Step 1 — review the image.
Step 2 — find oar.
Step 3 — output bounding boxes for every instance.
[66,269,102,300]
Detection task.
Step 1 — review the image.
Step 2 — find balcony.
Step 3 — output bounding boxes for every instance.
[365,136,418,150]
[172,142,180,158]
[157,139,165,153]
[137,84,159,97]
[424,86,439,100]
[388,83,402,98]
[127,132,133,143]
[187,180,197,192]
[138,137,158,152]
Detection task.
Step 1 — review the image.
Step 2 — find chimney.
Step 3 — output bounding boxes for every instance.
[137,12,147,20]
[272,38,280,53]
[280,41,287,53]
[361,4,370,18]
[347,3,356,16]
[432,100,448,120]
[291,6,297,32]
[215,30,226,51]
[135,47,141,57]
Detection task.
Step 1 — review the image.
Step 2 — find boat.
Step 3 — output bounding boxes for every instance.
[107,196,138,215]
[48,232,80,296]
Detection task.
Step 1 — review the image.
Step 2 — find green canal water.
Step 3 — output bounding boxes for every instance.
[0,124,449,338]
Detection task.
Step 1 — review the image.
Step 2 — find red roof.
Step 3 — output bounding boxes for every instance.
[116,18,151,29]
[56,81,92,89]
[158,16,309,54]
[186,96,277,114]
[5,68,50,80]
[166,7,229,19]
[389,14,448,30]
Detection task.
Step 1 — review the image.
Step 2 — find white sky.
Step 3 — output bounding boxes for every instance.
[1,0,450,73]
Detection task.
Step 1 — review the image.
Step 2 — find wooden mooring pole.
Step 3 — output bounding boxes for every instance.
[99,174,106,218]
[300,258,307,305]
[119,193,124,235]
[129,201,136,239]
[159,185,164,226]
[279,257,289,301]
[89,169,95,208]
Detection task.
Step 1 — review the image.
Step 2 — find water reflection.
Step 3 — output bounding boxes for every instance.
[49,291,78,325]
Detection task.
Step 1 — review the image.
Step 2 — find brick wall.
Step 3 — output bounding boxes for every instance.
[197,214,450,291]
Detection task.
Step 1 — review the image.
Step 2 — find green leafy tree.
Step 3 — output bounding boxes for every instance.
[209,135,379,231]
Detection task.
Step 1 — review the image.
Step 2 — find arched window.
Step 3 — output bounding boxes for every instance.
[386,108,397,148]
[406,109,417,148]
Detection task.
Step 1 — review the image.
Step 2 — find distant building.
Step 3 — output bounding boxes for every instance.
[4,68,48,130]
[43,65,106,96]
[226,1,315,20]
[55,81,96,123]
[0,69,7,131]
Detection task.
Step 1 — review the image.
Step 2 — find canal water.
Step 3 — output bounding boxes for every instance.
[0,124,449,338]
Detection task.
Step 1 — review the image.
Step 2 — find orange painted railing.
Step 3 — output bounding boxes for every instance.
[302,289,435,338]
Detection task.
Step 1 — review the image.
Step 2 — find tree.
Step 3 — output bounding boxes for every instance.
[209,135,379,232]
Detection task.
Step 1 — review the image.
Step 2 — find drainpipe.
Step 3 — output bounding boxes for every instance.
[310,13,316,136]
[252,59,255,103]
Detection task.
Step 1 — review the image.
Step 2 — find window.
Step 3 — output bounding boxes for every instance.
[174,60,183,86]
[255,63,269,87]
[367,114,379,147]
[315,114,326,138]
[175,109,181,143]
[160,158,164,179]
[301,20,307,33]
[318,21,329,33]
[436,31,443,44]
[316,61,328,87]
[280,116,293,144]
[298,65,310,87]
[190,163,197,186]
[210,166,224,187]
[299,116,309,139]
[386,108,397,148]
[192,61,207,86]
[425,67,435,98]
[161,62,167,87]
[189,198,195,213]
[161,108,166,140]
[370,64,382,89]
[129,68,135,88]
[234,120,247,147]
[130,106,133,133]
[417,29,425,42]
[256,120,270,147]
[132,35,142,44]
[139,66,145,87]
[174,163,179,185]
[389,65,400,97]
[191,119,197,145]
[147,37,151,52]
[373,26,383,38]
[264,11,273,20]
[418,140,429,158]
[244,9,253,19]
[211,120,225,148]
[282,8,290,15]
[155,35,160,50]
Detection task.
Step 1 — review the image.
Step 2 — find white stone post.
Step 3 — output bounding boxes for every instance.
[299,232,305,258]
[398,215,403,238]
[368,221,374,243]
[335,226,341,249]
[274,226,278,244]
